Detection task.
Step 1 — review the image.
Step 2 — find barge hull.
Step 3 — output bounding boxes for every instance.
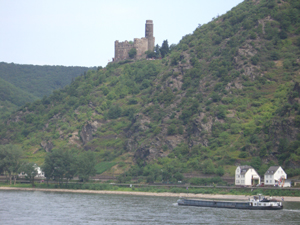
[178,199,283,210]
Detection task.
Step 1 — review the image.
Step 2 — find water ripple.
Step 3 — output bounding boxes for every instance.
[0,191,300,225]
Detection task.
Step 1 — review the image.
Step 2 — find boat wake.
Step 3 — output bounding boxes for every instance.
[173,203,178,206]
[283,209,300,213]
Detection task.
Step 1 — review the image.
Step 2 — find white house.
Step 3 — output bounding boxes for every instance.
[35,166,45,178]
[19,164,45,178]
[264,166,287,187]
[235,166,260,186]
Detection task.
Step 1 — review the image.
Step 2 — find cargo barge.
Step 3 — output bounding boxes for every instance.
[177,195,283,210]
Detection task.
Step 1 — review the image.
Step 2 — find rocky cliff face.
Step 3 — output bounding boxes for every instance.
[40,140,53,152]
[80,121,101,145]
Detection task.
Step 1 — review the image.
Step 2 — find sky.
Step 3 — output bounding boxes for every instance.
[0,0,244,68]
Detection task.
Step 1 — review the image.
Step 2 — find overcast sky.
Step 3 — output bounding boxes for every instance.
[0,0,243,68]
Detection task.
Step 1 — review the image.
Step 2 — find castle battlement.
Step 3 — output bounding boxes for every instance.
[114,20,155,62]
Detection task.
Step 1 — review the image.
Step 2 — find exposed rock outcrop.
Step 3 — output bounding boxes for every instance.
[80,121,101,145]
[6,109,29,125]
[68,131,81,147]
[40,140,53,152]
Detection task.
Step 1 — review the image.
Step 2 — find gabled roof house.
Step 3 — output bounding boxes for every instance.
[264,166,287,186]
[235,165,260,186]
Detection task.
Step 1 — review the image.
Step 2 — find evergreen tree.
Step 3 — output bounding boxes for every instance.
[160,40,169,58]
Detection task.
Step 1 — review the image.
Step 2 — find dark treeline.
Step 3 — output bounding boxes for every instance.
[0,144,96,187]
[0,62,94,98]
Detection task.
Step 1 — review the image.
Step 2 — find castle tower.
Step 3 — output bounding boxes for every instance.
[145,20,155,51]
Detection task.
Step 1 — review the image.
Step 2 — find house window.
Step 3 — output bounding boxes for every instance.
[266,180,268,183]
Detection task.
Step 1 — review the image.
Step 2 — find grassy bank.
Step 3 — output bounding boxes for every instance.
[1,182,299,197]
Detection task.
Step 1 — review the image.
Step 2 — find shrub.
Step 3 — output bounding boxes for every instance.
[251,55,259,65]
[128,48,137,58]
[128,98,138,105]
[167,124,177,135]
[108,104,122,119]
[239,152,248,158]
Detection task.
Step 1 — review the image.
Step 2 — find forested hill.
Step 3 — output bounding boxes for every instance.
[1,0,300,182]
[0,62,94,98]
[0,77,38,119]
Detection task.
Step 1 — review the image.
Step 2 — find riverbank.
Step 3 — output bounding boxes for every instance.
[1,187,300,202]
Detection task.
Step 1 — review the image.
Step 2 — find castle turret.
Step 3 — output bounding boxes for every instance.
[145,20,155,51]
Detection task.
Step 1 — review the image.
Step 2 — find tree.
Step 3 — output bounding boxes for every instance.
[154,44,161,58]
[216,166,224,176]
[75,151,97,182]
[0,144,23,185]
[203,159,215,174]
[21,162,38,187]
[145,50,156,58]
[108,104,122,119]
[128,48,137,59]
[42,149,75,185]
[167,124,177,135]
[160,40,169,58]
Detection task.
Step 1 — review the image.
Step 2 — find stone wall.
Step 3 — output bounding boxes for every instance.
[114,40,134,61]
[133,38,148,58]
[114,20,155,62]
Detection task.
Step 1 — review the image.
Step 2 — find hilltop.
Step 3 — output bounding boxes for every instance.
[0,77,37,119]
[1,0,300,182]
[0,62,93,118]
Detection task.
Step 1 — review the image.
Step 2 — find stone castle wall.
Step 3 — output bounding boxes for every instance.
[114,40,134,61]
[114,20,154,62]
[134,38,148,57]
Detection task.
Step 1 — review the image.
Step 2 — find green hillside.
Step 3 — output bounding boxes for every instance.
[0,77,38,119]
[1,0,300,182]
[0,77,37,106]
[0,62,94,98]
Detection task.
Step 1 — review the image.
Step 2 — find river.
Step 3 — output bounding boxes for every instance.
[0,190,300,224]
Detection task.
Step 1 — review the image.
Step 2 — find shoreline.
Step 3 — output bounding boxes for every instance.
[1,187,300,202]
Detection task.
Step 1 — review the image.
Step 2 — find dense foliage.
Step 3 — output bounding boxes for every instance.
[0,77,37,119]
[0,62,92,118]
[42,149,97,184]
[0,62,93,98]
[1,0,300,183]
[0,144,23,184]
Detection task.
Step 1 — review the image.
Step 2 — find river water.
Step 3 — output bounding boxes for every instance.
[0,191,300,225]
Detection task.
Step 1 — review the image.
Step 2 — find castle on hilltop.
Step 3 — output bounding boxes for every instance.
[114,20,155,62]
